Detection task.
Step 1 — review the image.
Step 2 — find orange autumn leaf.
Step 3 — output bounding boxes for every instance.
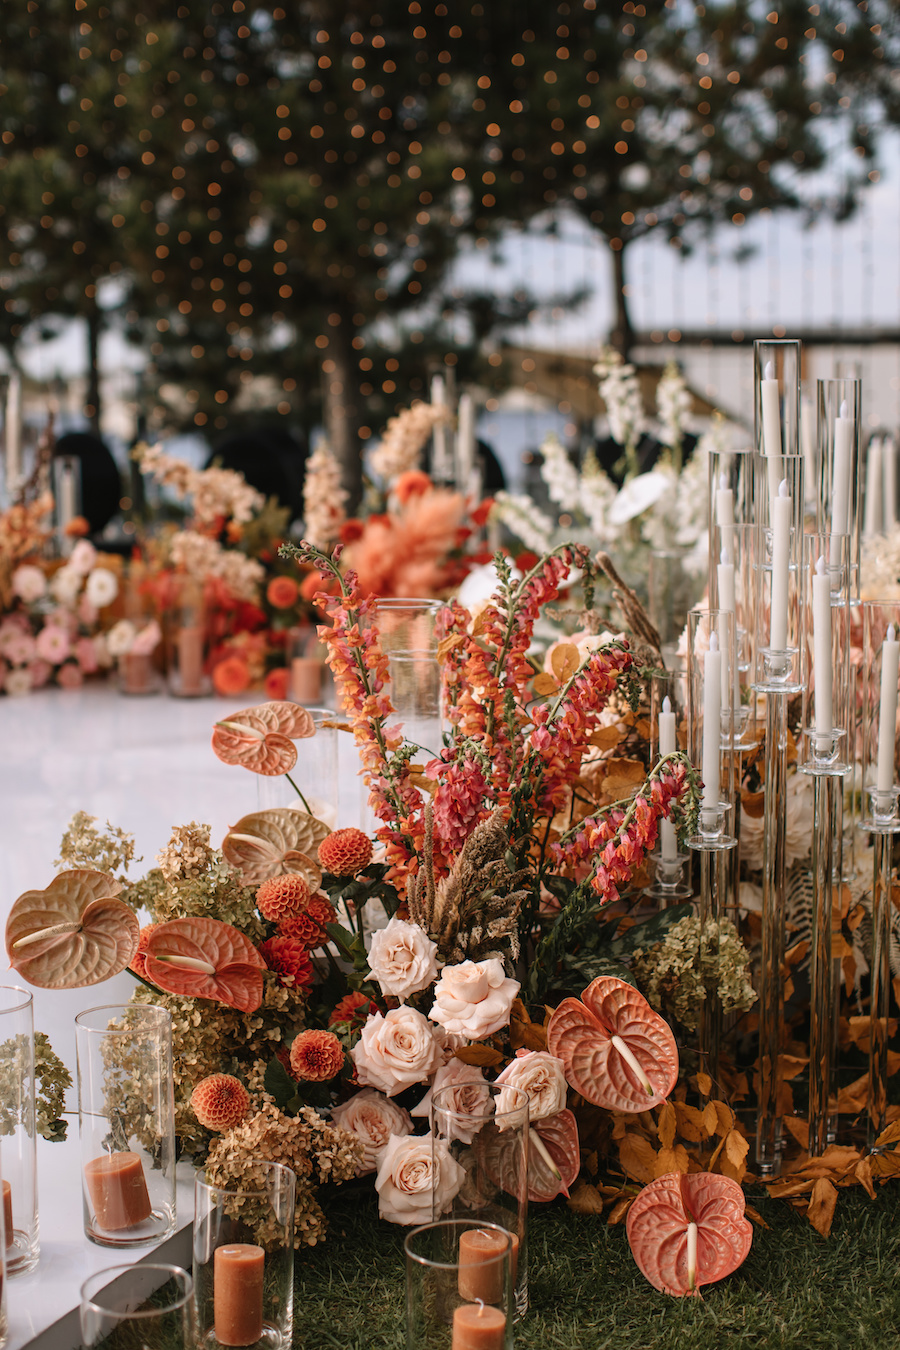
[855,1156,877,1200]
[567,1182,606,1216]
[144,917,266,1012]
[601,757,646,798]
[674,1102,706,1143]
[618,1132,658,1184]
[654,1145,690,1177]
[657,1100,677,1150]
[453,1044,505,1069]
[550,642,581,684]
[806,1177,838,1237]
[607,1196,634,1225]
[532,672,559,697]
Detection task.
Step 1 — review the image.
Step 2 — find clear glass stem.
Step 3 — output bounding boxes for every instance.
[868,829,895,1148]
[809,773,836,1157]
[757,689,788,1173]
[697,850,723,1097]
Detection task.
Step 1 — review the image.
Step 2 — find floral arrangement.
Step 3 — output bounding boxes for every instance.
[0,537,121,695]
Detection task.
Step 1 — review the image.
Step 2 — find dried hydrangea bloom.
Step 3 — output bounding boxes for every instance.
[204,1103,363,1248]
[318,828,373,877]
[256,875,311,923]
[289,1030,345,1082]
[191,1073,251,1131]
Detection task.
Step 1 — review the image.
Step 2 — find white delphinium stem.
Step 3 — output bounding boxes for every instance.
[539,433,583,514]
[489,492,555,553]
[655,360,692,473]
[369,401,446,485]
[595,346,645,480]
[302,437,348,550]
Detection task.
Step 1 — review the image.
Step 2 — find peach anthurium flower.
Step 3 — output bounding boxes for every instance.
[143,917,267,1013]
[547,975,678,1112]
[477,1106,581,1204]
[626,1172,753,1297]
[5,870,139,988]
[222,808,329,888]
[211,700,316,777]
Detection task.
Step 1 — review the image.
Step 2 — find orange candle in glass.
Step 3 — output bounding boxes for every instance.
[84,1152,152,1230]
[214,1243,265,1346]
[3,1180,12,1247]
[451,1303,506,1350]
[457,1228,515,1304]
[290,657,321,704]
[177,625,205,695]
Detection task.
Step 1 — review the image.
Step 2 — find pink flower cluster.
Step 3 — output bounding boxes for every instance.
[0,612,107,696]
[556,762,691,905]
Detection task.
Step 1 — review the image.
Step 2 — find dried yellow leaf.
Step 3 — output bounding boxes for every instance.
[696,1071,713,1096]
[567,1182,606,1215]
[807,1177,838,1237]
[657,1100,676,1150]
[702,1101,718,1137]
[674,1102,706,1143]
[551,643,581,684]
[617,1133,657,1185]
[607,1197,634,1225]
[454,1044,504,1068]
[654,1145,690,1177]
[532,672,559,697]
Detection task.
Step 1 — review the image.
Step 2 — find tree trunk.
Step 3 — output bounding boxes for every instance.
[608,242,635,360]
[85,304,101,435]
[322,304,363,512]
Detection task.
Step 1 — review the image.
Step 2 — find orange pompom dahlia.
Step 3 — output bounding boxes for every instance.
[278,895,336,949]
[266,575,299,609]
[259,936,314,989]
[328,991,378,1030]
[318,828,373,877]
[289,1029,345,1082]
[191,1073,251,1131]
[256,874,311,923]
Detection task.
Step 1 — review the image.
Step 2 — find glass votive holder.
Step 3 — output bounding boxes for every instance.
[193,1162,295,1350]
[431,1083,528,1320]
[859,601,900,828]
[287,625,325,705]
[80,1264,197,1350]
[256,706,339,824]
[168,578,212,698]
[405,1219,514,1350]
[75,1005,176,1248]
[364,598,443,758]
[0,987,38,1275]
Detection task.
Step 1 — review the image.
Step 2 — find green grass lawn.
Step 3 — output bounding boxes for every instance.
[294,1184,900,1350]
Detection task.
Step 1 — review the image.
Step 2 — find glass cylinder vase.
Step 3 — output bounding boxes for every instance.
[816,378,862,598]
[167,577,211,698]
[80,1264,196,1350]
[363,598,443,758]
[751,453,806,693]
[193,1162,295,1350]
[0,987,38,1275]
[430,1082,528,1320]
[256,706,339,825]
[405,1219,514,1350]
[75,1005,176,1248]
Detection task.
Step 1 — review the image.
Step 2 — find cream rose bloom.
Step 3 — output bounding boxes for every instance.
[330,1088,413,1175]
[11,565,46,604]
[428,959,520,1040]
[85,566,119,609]
[367,916,439,1000]
[494,1049,567,1124]
[375,1131,465,1226]
[410,1059,492,1143]
[351,1006,443,1097]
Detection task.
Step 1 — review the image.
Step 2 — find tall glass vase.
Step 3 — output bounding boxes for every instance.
[0,988,38,1275]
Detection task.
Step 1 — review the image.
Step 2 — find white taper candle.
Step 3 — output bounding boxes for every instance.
[812,555,833,754]
[702,631,722,813]
[876,624,900,795]
[770,479,792,651]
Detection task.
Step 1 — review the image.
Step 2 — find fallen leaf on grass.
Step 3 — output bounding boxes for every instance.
[807,1177,838,1237]
[618,1132,658,1184]
[567,1182,606,1215]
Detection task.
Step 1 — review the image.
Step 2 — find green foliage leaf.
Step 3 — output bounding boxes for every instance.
[609,903,694,958]
[263,1055,297,1111]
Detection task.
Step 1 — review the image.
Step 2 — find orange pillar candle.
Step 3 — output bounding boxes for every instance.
[2,1180,11,1247]
[451,1303,506,1350]
[122,652,153,695]
[214,1243,265,1347]
[84,1152,152,1230]
[290,657,321,704]
[458,1229,516,1304]
[177,625,205,695]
